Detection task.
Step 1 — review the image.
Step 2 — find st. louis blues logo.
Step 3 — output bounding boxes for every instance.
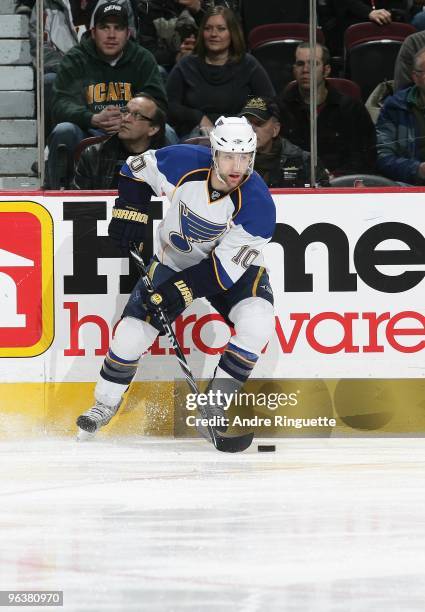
[169,201,228,253]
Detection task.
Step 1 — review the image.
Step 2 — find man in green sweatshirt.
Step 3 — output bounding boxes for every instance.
[47,2,168,188]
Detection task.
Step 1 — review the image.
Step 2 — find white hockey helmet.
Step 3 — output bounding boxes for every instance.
[210,116,257,178]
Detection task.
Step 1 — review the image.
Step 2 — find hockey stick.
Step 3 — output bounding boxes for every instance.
[129,244,254,453]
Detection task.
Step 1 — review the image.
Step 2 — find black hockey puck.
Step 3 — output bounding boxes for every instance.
[257,445,276,452]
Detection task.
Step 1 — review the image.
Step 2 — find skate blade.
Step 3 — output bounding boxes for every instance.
[76,428,96,442]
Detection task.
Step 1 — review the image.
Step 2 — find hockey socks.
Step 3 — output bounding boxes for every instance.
[217,342,259,383]
[100,349,139,386]
[76,351,137,434]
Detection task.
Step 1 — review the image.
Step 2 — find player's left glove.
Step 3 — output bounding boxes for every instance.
[108,200,149,255]
[145,273,194,321]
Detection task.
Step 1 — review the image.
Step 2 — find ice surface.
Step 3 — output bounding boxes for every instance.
[0,437,425,611]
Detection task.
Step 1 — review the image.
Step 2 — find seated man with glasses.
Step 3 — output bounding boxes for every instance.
[73,93,166,189]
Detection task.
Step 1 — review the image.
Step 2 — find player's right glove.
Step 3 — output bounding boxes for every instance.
[108,199,149,255]
[145,273,194,322]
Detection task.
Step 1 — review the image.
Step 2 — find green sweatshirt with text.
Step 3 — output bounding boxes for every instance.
[52,35,167,130]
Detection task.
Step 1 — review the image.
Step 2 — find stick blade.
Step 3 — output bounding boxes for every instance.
[213,431,254,453]
[195,421,254,453]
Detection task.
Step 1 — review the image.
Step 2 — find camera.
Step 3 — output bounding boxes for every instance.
[175,20,198,42]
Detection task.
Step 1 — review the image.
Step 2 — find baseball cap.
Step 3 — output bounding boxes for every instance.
[239,97,280,123]
[93,2,129,27]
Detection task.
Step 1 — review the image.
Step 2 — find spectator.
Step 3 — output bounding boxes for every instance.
[166,5,275,139]
[73,93,166,189]
[318,0,341,56]
[332,0,409,54]
[69,0,97,27]
[335,0,408,27]
[70,0,138,33]
[394,30,425,90]
[239,96,330,187]
[409,1,425,30]
[29,0,79,139]
[48,2,167,189]
[89,0,139,37]
[376,47,425,184]
[278,42,377,177]
[136,0,206,70]
[365,78,395,123]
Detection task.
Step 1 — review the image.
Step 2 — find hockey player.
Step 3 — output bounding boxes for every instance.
[76,116,276,438]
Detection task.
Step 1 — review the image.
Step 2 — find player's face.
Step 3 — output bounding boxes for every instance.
[92,20,129,60]
[214,151,252,190]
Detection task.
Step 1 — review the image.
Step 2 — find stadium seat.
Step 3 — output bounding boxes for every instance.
[182,136,210,147]
[329,174,399,187]
[74,135,109,163]
[240,1,310,41]
[248,23,325,94]
[344,22,416,50]
[344,22,416,101]
[248,23,325,50]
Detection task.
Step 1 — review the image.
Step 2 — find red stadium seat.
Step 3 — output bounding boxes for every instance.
[74,135,109,163]
[240,0,310,41]
[248,23,325,51]
[344,22,416,101]
[344,22,416,51]
[182,136,210,147]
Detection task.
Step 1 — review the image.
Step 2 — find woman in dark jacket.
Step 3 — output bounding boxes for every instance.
[166,5,275,139]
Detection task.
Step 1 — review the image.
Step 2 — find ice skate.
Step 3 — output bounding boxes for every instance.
[76,428,96,442]
[76,401,120,435]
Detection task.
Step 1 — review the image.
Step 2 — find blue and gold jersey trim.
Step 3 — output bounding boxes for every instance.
[120,162,145,182]
[212,250,233,290]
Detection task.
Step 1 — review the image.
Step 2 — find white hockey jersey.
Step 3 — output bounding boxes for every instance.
[120,145,276,290]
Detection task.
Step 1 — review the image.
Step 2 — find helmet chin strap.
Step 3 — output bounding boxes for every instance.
[213,154,227,185]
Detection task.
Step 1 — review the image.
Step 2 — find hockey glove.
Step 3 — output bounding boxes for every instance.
[146,274,194,321]
[108,200,149,255]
